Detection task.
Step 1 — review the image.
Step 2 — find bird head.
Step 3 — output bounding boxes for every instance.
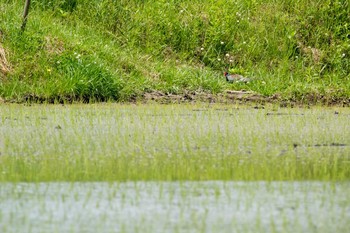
[224,71,229,77]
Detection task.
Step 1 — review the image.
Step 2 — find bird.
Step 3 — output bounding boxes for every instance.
[224,71,251,83]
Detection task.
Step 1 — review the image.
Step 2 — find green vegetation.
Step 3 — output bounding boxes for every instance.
[0,0,349,103]
[1,104,349,182]
[1,2,349,230]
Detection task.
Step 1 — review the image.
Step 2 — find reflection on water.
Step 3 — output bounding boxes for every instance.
[0,181,349,233]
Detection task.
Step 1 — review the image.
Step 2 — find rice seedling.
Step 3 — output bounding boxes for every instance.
[0,104,349,182]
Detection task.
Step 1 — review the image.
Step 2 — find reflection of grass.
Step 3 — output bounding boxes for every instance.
[1,182,350,233]
[0,104,349,181]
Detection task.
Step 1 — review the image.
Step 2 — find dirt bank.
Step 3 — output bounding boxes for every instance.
[142,90,350,107]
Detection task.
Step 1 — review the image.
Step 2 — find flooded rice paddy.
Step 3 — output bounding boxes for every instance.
[0,104,350,232]
[0,104,349,181]
[1,181,350,233]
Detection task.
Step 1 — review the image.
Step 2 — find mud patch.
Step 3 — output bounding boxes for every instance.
[141,90,350,106]
[311,143,348,147]
[266,113,304,116]
[4,88,350,106]
[293,143,348,148]
[142,90,266,104]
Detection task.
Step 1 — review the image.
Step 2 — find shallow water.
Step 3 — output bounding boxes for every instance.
[0,181,349,233]
[1,104,350,159]
[0,105,349,232]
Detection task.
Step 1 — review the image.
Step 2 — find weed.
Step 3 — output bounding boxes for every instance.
[0,1,349,102]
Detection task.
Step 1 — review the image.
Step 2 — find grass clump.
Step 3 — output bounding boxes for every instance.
[0,0,349,103]
[52,52,123,102]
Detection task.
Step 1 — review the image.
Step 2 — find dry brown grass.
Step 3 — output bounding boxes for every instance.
[44,36,65,55]
[0,43,10,76]
[296,40,324,64]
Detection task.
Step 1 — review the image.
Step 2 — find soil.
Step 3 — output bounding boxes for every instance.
[141,90,350,107]
[2,89,350,106]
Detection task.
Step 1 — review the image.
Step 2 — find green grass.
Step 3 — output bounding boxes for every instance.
[1,104,349,182]
[0,0,350,103]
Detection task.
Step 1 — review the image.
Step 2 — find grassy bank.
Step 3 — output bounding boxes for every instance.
[0,0,349,104]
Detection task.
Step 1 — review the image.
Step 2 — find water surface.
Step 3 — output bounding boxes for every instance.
[1,181,349,233]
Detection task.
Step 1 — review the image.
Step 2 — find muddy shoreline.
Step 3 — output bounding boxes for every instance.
[1,90,350,107]
[142,90,350,107]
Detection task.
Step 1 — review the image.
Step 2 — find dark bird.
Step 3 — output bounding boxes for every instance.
[224,71,251,83]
